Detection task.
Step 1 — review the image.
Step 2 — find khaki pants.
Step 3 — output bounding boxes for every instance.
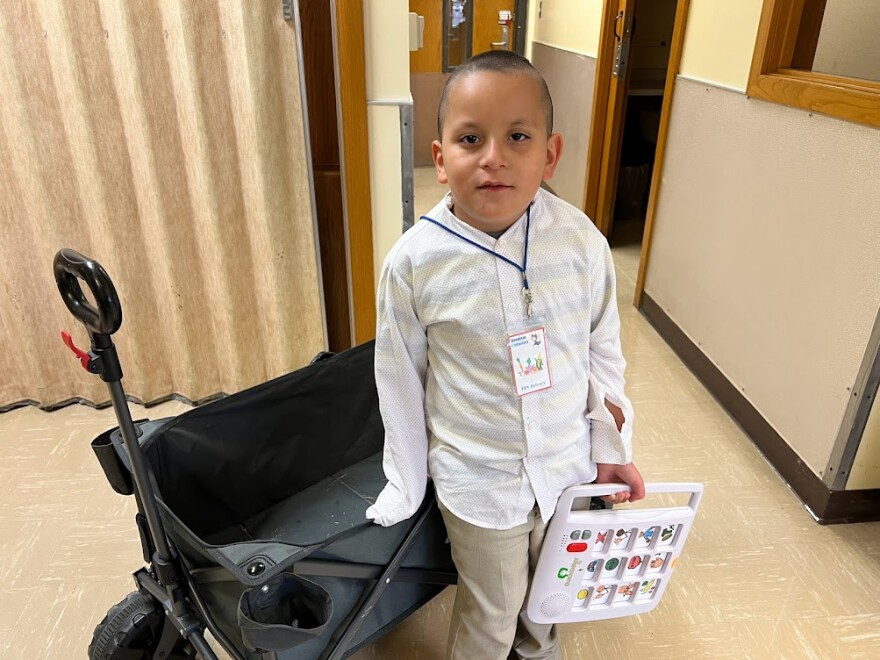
[439,499,561,660]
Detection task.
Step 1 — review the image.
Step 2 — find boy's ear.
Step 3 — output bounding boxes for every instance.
[542,133,563,181]
[431,140,448,184]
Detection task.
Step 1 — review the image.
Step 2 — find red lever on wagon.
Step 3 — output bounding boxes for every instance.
[61,330,91,371]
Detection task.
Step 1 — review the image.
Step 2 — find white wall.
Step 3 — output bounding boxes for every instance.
[678,0,763,91]
[525,0,539,61]
[676,0,880,90]
[645,0,880,490]
[530,0,604,57]
[363,0,410,282]
[525,0,604,210]
[645,80,880,481]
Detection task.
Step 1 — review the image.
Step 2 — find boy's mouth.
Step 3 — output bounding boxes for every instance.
[478,182,512,191]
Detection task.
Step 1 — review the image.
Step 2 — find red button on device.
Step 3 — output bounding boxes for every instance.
[566,542,588,552]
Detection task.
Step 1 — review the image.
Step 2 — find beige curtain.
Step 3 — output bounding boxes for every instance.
[0,1,326,410]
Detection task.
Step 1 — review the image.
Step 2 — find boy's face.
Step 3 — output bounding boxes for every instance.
[432,71,562,233]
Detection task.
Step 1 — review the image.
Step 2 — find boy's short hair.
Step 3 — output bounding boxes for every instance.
[437,50,554,139]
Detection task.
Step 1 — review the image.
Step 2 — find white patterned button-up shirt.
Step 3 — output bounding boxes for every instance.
[365,189,633,530]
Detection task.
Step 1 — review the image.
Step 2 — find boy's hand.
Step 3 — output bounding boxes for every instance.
[595,462,645,504]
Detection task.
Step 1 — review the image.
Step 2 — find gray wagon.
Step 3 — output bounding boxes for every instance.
[54,249,456,660]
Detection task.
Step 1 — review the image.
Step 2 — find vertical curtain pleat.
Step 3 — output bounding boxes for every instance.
[0,0,325,410]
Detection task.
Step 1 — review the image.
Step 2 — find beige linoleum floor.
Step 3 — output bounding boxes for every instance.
[1,169,878,659]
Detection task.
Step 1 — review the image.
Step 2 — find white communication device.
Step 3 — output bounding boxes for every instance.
[527,482,703,624]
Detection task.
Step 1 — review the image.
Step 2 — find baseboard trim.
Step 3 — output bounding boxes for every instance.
[641,294,880,524]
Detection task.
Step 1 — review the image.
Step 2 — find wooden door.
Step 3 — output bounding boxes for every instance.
[589,0,637,236]
[473,0,516,54]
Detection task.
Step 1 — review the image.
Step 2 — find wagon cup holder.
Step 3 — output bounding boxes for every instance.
[91,427,134,496]
[238,572,334,652]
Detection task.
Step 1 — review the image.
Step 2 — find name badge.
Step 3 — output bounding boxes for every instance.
[508,327,552,397]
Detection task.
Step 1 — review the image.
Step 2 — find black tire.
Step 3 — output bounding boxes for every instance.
[88,591,195,659]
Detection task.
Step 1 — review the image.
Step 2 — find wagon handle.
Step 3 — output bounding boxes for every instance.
[53,248,122,336]
[52,248,221,659]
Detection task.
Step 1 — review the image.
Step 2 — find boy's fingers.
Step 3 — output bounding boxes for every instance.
[627,470,646,501]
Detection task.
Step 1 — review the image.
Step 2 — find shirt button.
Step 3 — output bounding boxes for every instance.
[507,302,517,312]
[528,421,536,431]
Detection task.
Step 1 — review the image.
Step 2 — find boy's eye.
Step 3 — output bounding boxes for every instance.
[459,135,480,145]
[510,132,530,142]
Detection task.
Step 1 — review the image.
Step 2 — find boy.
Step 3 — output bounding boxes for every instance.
[366,51,645,660]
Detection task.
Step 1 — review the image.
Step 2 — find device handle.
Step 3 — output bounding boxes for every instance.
[53,248,122,336]
[557,482,703,516]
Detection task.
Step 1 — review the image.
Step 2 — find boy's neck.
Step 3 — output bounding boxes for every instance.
[447,200,529,236]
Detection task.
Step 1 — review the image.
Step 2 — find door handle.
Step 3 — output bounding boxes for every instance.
[613,11,624,40]
[614,11,637,40]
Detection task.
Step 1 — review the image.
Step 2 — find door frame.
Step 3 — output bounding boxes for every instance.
[582,0,692,307]
[514,0,529,55]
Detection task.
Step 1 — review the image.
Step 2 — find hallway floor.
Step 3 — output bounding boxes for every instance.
[1,170,877,658]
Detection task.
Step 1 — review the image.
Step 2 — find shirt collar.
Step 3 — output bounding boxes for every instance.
[437,191,542,246]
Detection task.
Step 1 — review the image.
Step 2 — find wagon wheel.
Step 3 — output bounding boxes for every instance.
[88,591,196,659]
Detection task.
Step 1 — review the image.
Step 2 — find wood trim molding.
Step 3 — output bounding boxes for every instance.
[334,0,376,344]
[748,73,880,128]
[640,294,880,524]
[633,0,690,308]
[748,0,807,82]
[747,0,880,128]
[790,0,826,70]
[778,67,880,94]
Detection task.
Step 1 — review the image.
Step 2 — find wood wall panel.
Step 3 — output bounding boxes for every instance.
[301,0,341,167]
[300,0,350,351]
[312,168,350,352]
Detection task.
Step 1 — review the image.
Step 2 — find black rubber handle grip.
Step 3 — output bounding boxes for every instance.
[53,248,122,336]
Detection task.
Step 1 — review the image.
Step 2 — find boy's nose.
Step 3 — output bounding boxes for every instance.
[480,139,506,169]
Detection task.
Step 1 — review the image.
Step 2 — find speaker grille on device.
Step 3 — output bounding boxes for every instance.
[539,592,572,618]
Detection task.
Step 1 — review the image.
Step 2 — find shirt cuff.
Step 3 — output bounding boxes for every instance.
[586,375,633,464]
[365,482,422,527]
[590,422,632,464]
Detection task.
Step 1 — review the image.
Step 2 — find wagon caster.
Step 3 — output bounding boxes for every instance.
[88,591,197,659]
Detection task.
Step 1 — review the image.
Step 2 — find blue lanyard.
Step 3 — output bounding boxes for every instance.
[420,204,534,317]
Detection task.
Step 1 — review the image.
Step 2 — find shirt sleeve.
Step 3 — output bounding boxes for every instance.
[586,240,634,465]
[365,258,430,527]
